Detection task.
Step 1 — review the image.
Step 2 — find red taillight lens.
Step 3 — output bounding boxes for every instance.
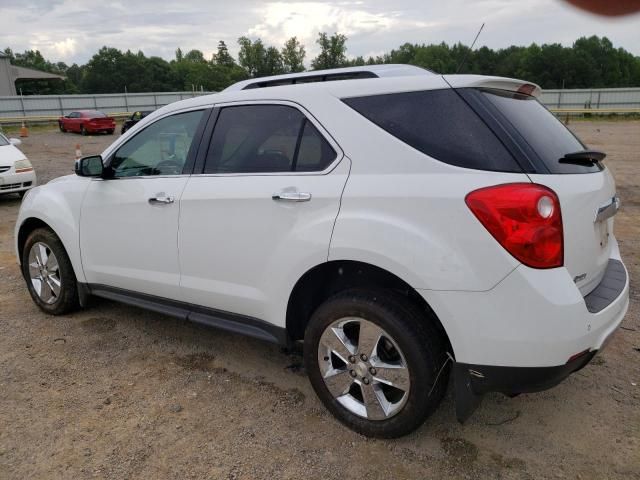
[465,183,563,269]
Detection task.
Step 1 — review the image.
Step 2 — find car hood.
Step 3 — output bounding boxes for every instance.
[48,174,79,185]
[0,145,26,167]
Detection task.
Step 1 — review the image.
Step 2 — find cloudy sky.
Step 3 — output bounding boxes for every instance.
[1,0,639,65]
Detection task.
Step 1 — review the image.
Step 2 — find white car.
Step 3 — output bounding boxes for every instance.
[14,65,629,438]
[0,133,36,197]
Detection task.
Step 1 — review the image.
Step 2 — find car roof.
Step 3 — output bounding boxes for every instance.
[223,64,434,92]
[148,71,541,121]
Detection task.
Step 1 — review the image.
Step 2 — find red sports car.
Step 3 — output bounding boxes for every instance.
[58,110,116,135]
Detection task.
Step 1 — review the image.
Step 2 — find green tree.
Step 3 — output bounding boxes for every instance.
[264,46,285,75]
[238,37,268,77]
[213,41,235,67]
[311,32,348,70]
[281,37,306,72]
[81,46,126,93]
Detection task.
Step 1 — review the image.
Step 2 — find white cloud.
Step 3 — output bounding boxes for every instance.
[0,0,638,65]
[247,2,439,57]
[52,38,77,59]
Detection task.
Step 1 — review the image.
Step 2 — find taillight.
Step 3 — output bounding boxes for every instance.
[465,183,563,269]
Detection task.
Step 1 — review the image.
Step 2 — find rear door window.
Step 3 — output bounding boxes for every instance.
[479,89,600,174]
[343,89,522,172]
[203,104,336,174]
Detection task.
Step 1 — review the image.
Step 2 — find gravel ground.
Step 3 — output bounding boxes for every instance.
[0,122,639,479]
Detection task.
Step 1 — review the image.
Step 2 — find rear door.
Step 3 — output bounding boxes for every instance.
[178,102,349,325]
[472,88,617,294]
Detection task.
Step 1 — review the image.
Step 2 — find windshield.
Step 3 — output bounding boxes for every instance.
[0,133,9,146]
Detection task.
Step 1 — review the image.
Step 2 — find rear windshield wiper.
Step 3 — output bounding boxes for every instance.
[559,150,606,165]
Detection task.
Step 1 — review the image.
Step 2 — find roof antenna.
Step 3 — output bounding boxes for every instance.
[456,23,485,74]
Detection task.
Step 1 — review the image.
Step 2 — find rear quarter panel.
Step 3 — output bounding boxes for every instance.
[294,90,528,292]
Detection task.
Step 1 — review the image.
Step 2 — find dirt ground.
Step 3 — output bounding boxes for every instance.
[0,122,639,480]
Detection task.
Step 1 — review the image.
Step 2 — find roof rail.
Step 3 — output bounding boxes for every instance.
[223,64,434,92]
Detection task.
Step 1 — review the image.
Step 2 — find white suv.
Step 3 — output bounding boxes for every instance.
[15,66,629,438]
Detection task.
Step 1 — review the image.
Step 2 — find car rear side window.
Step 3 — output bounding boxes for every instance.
[204,105,336,174]
[343,89,521,172]
[479,89,599,174]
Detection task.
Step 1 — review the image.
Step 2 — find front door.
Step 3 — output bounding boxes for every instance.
[80,109,206,300]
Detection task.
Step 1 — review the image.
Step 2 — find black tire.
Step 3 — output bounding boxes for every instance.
[18,190,26,199]
[108,129,114,135]
[22,227,80,315]
[80,125,87,136]
[304,289,449,438]
[58,121,66,132]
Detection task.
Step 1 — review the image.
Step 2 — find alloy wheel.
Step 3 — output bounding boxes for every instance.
[27,242,62,305]
[317,317,410,420]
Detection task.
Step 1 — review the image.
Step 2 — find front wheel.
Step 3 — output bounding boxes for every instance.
[22,228,79,315]
[80,125,87,136]
[58,121,66,132]
[304,289,449,438]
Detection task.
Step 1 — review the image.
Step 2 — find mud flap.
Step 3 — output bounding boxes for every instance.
[454,362,483,423]
[77,282,91,307]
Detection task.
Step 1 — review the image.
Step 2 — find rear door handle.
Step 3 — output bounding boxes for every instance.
[272,191,312,202]
[148,194,175,205]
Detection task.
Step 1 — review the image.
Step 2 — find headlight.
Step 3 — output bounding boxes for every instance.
[14,159,33,173]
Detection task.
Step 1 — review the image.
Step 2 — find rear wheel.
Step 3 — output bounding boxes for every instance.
[107,129,114,135]
[22,228,79,315]
[304,289,449,438]
[80,125,87,136]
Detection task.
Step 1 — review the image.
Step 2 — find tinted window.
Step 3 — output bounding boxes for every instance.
[343,89,521,172]
[82,111,106,118]
[111,110,203,177]
[0,134,8,146]
[204,105,336,173]
[480,89,599,174]
[295,121,337,171]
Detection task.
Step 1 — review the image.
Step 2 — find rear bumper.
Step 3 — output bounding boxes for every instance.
[455,349,597,398]
[420,240,629,368]
[86,125,115,133]
[452,348,601,423]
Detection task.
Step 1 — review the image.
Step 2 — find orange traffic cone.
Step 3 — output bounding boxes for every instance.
[19,121,28,137]
[75,144,82,160]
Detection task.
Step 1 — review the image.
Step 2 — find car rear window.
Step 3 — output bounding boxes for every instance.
[83,111,106,118]
[479,89,600,174]
[342,89,522,172]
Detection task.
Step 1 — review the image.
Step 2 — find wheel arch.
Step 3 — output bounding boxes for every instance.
[17,217,52,263]
[286,260,454,355]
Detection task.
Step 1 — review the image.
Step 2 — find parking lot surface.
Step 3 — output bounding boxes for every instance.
[1,123,639,479]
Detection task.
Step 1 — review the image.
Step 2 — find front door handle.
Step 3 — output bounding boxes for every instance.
[272,191,312,202]
[148,194,175,205]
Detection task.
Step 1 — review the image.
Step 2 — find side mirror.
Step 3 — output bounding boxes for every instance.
[9,138,22,147]
[75,155,104,177]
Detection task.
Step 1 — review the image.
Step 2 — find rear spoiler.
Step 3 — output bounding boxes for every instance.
[443,75,542,98]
